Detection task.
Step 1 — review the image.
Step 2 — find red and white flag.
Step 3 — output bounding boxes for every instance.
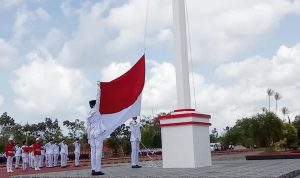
[99,55,145,139]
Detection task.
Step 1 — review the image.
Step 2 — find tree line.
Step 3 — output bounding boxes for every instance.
[0,112,162,156]
[210,88,300,151]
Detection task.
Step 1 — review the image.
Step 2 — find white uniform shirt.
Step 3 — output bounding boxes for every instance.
[15,145,22,156]
[73,141,80,154]
[130,120,141,142]
[53,144,60,154]
[59,142,67,154]
[87,87,106,140]
[45,142,54,154]
[21,145,29,157]
[41,146,45,155]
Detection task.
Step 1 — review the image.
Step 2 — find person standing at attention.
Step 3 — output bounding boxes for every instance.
[14,142,22,169]
[5,136,15,173]
[73,138,81,167]
[130,117,142,168]
[32,137,42,171]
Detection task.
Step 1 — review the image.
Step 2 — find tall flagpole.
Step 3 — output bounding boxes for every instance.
[173,0,191,109]
[158,0,212,168]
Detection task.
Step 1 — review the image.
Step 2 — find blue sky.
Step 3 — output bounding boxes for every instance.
[0,0,300,133]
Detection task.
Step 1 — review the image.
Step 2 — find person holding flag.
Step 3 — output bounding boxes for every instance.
[87,82,106,176]
[85,55,145,175]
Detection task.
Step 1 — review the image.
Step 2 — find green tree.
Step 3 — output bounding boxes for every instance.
[281,107,289,120]
[281,123,297,150]
[107,124,131,156]
[292,115,300,145]
[210,128,218,143]
[274,92,282,113]
[267,88,274,111]
[63,119,85,138]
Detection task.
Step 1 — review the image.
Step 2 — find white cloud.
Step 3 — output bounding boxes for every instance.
[0,95,4,112]
[35,28,66,55]
[13,7,50,43]
[140,43,300,132]
[100,62,131,82]
[0,38,18,68]
[58,1,110,67]
[0,0,22,8]
[142,61,176,112]
[11,52,92,118]
[185,0,300,63]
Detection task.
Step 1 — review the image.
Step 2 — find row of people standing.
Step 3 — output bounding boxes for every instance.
[5,136,81,173]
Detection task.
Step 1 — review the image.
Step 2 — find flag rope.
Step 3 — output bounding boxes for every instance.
[185,0,197,110]
[143,0,150,53]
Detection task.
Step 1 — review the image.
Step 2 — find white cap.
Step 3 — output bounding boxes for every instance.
[36,137,40,141]
[8,136,14,141]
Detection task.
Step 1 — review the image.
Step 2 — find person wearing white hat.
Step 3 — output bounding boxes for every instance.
[59,139,68,168]
[33,137,42,171]
[45,139,54,168]
[5,136,15,173]
[73,138,81,167]
[21,140,30,171]
[130,117,142,168]
[53,141,60,167]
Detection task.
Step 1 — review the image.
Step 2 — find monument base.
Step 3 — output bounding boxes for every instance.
[158,109,212,168]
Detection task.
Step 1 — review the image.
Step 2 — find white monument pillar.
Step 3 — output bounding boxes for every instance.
[158,0,212,168]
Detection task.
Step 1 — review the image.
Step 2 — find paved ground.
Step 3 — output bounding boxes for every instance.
[7,151,300,178]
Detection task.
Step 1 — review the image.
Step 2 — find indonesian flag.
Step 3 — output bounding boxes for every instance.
[100,55,145,139]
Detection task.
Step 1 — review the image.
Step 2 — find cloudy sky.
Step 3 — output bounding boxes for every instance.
[0,0,300,134]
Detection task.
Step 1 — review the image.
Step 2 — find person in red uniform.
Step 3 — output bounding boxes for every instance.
[33,137,42,171]
[5,136,15,173]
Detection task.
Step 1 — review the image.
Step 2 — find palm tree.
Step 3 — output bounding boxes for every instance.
[281,107,289,120]
[267,88,274,111]
[274,92,282,113]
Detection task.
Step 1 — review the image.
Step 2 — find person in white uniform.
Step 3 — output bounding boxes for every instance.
[44,140,54,168]
[39,143,45,168]
[73,138,81,167]
[87,82,106,176]
[21,141,29,171]
[59,139,68,168]
[53,141,60,167]
[14,143,22,169]
[130,117,142,168]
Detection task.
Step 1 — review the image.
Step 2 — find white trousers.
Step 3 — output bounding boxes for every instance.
[60,153,67,167]
[15,156,20,168]
[75,152,80,166]
[53,154,59,166]
[89,137,103,172]
[6,156,13,172]
[22,155,29,170]
[34,155,41,169]
[47,154,53,167]
[30,155,35,168]
[39,155,45,167]
[131,141,140,166]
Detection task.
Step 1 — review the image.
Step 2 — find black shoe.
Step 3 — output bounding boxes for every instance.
[132,165,140,168]
[92,171,105,176]
[136,165,142,168]
[91,170,95,175]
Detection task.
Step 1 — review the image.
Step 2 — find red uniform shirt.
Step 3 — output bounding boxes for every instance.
[33,142,41,155]
[5,143,15,157]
